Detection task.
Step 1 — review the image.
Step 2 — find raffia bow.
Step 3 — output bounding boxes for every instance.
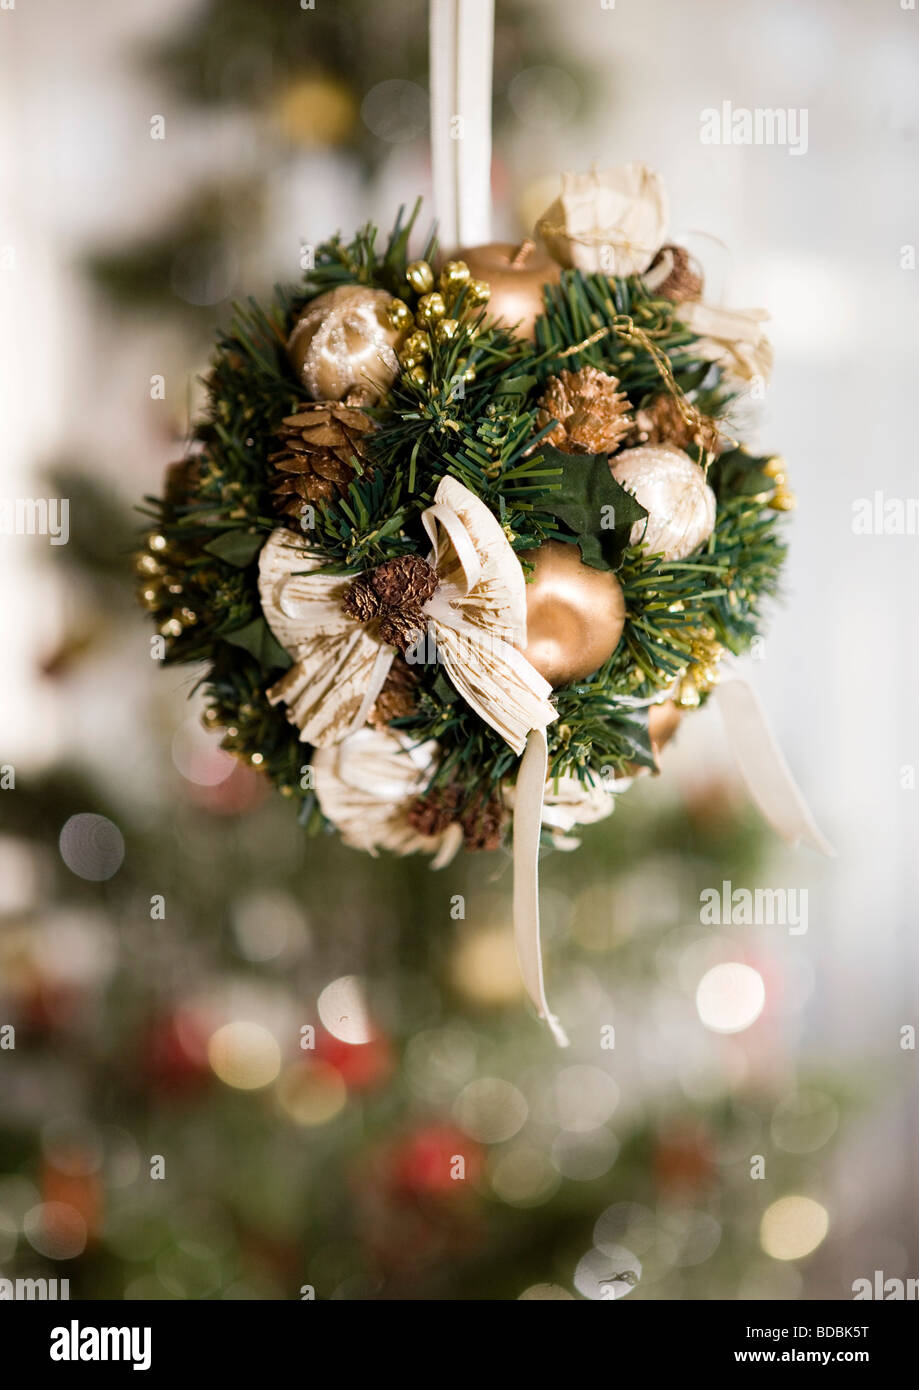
[258,475,568,1044]
[258,475,557,754]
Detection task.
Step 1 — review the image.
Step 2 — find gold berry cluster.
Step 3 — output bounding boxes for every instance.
[763,456,796,512]
[387,259,490,389]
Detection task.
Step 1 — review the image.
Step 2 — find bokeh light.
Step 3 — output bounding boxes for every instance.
[454,1078,528,1143]
[317,975,373,1045]
[696,962,766,1033]
[59,813,124,881]
[207,1022,281,1091]
[277,1062,347,1126]
[760,1196,829,1261]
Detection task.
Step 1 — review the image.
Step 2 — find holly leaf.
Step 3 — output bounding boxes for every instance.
[202,529,265,567]
[708,447,774,502]
[536,445,648,571]
[222,618,291,672]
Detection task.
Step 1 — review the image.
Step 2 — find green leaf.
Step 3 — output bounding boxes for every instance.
[222,618,291,672]
[535,445,648,571]
[708,447,774,501]
[203,529,265,567]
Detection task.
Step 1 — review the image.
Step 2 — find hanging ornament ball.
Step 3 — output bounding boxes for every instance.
[287,285,408,404]
[648,700,683,761]
[609,446,716,561]
[455,239,560,339]
[520,541,625,687]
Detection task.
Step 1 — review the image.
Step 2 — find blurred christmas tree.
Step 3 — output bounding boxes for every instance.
[0,2,845,1303]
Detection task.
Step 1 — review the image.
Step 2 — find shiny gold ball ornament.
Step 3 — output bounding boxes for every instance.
[287,285,408,404]
[609,446,717,561]
[454,239,560,339]
[520,541,626,687]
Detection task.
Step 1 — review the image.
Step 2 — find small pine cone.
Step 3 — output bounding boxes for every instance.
[407,785,462,838]
[377,605,427,654]
[163,457,202,507]
[369,555,438,609]
[628,394,721,454]
[368,660,420,726]
[341,575,381,624]
[537,367,632,456]
[647,244,703,302]
[461,790,506,852]
[269,402,375,523]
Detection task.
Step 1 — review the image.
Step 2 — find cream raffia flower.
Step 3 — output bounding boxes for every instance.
[258,475,557,754]
[677,300,774,385]
[312,726,463,866]
[504,769,631,850]
[537,163,669,276]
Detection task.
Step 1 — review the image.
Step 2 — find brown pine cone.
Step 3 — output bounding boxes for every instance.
[628,394,721,454]
[269,402,375,523]
[460,790,506,852]
[368,660,420,726]
[647,244,703,302]
[377,605,427,654]
[537,367,632,456]
[407,785,462,837]
[370,556,438,609]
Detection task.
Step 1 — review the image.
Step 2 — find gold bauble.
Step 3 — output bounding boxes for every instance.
[287,285,408,403]
[454,240,560,338]
[648,700,682,761]
[520,541,625,687]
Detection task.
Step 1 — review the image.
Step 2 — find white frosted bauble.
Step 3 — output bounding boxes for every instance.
[609,445,716,560]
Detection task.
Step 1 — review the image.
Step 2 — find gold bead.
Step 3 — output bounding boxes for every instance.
[403,329,432,358]
[677,677,701,708]
[416,292,447,325]
[462,364,477,383]
[770,488,797,512]
[467,278,491,305]
[399,352,422,370]
[764,456,787,479]
[439,260,470,293]
[148,533,168,553]
[387,297,413,330]
[407,363,429,387]
[434,317,460,344]
[405,260,435,294]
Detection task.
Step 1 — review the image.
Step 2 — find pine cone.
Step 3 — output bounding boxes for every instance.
[377,606,427,654]
[460,790,506,852]
[647,244,703,302]
[370,556,438,609]
[368,660,420,726]
[269,402,375,523]
[407,785,463,838]
[537,367,632,455]
[628,394,721,454]
[407,784,506,851]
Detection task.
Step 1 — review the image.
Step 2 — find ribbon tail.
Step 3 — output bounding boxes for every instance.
[513,729,569,1047]
[714,677,835,857]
